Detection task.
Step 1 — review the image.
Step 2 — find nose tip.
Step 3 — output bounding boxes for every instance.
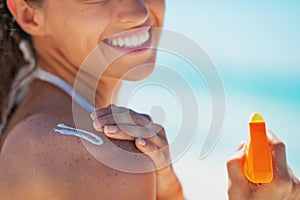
[118,0,149,26]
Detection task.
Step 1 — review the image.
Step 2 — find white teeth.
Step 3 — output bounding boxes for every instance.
[107,31,150,48]
[124,37,131,47]
[131,36,139,47]
[112,39,118,46]
[139,34,145,44]
[117,38,124,47]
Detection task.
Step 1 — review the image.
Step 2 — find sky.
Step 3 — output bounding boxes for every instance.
[164,1,300,69]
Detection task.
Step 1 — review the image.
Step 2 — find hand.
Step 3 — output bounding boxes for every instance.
[90,105,184,200]
[227,130,300,200]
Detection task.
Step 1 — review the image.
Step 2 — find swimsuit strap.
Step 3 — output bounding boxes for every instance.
[34,68,95,113]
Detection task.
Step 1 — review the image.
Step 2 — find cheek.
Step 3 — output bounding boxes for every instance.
[147,0,166,25]
[44,6,109,67]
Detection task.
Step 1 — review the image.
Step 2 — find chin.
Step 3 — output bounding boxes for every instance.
[121,62,156,81]
[104,50,158,81]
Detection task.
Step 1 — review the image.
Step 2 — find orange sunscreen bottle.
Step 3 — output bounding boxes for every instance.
[244,113,273,183]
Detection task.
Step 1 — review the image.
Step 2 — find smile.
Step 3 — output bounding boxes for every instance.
[105,28,151,49]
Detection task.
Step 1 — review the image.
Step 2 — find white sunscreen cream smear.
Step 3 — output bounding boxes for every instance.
[53,123,103,145]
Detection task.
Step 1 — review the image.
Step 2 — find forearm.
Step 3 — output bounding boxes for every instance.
[156,167,185,200]
[158,178,184,200]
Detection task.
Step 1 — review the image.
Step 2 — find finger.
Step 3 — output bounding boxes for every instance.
[90,104,128,120]
[267,130,289,179]
[103,125,155,140]
[90,105,113,120]
[144,124,168,148]
[94,111,152,130]
[135,138,170,169]
[147,123,166,138]
[121,109,152,126]
[226,143,247,182]
[147,134,168,148]
[267,129,283,144]
[141,114,152,121]
[95,112,137,131]
[103,124,167,149]
[103,125,135,141]
[92,121,103,132]
[236,141,245,151]
[267,130,288,167]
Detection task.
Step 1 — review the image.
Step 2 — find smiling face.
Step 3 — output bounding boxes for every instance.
[34,0,165,81]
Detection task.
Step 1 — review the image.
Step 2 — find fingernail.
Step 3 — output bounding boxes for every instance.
[90,112,97,120]
[138,138,147,146]
[104,125,119,134]
[93,121,103,132]
[236,141,245,151]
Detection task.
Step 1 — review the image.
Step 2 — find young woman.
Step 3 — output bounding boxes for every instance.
[0,0,299,199]
[0,0,183,199]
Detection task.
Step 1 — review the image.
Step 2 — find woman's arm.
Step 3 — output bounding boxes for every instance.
[90,105,185,200]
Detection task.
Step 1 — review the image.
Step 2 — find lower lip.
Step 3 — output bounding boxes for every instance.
[104,31,153,55]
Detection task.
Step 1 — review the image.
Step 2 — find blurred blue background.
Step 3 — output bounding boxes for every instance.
[119,1,300,199]
[163,1,300,199]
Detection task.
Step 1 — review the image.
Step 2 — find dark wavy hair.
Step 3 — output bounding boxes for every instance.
[0,0,41,133]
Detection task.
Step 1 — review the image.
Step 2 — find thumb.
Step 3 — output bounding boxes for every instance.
[226,142,246,182]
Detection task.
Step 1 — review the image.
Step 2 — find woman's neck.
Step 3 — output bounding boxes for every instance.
[36,51,121,109]
[33,36,123,109]
[41,65,121,109]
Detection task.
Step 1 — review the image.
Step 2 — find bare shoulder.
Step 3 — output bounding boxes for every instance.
[0,113,155,200]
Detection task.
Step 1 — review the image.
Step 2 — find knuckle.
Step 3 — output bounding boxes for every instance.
[120,109,130,118]
[128,110,151,126]
[226,158,233,167]
[142,114,152,121]
[141,127,152,138]
[155,123,164,130]
[108,104,115,109]
[128,110,138,121]
[128,109,135,115]
[152,123,165,134]
[226,158,238,169]
[161,138,168,146]
[148,145,159,154]
[152,145,159,152]
[156,134,168,146]
[271,141,286,151]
